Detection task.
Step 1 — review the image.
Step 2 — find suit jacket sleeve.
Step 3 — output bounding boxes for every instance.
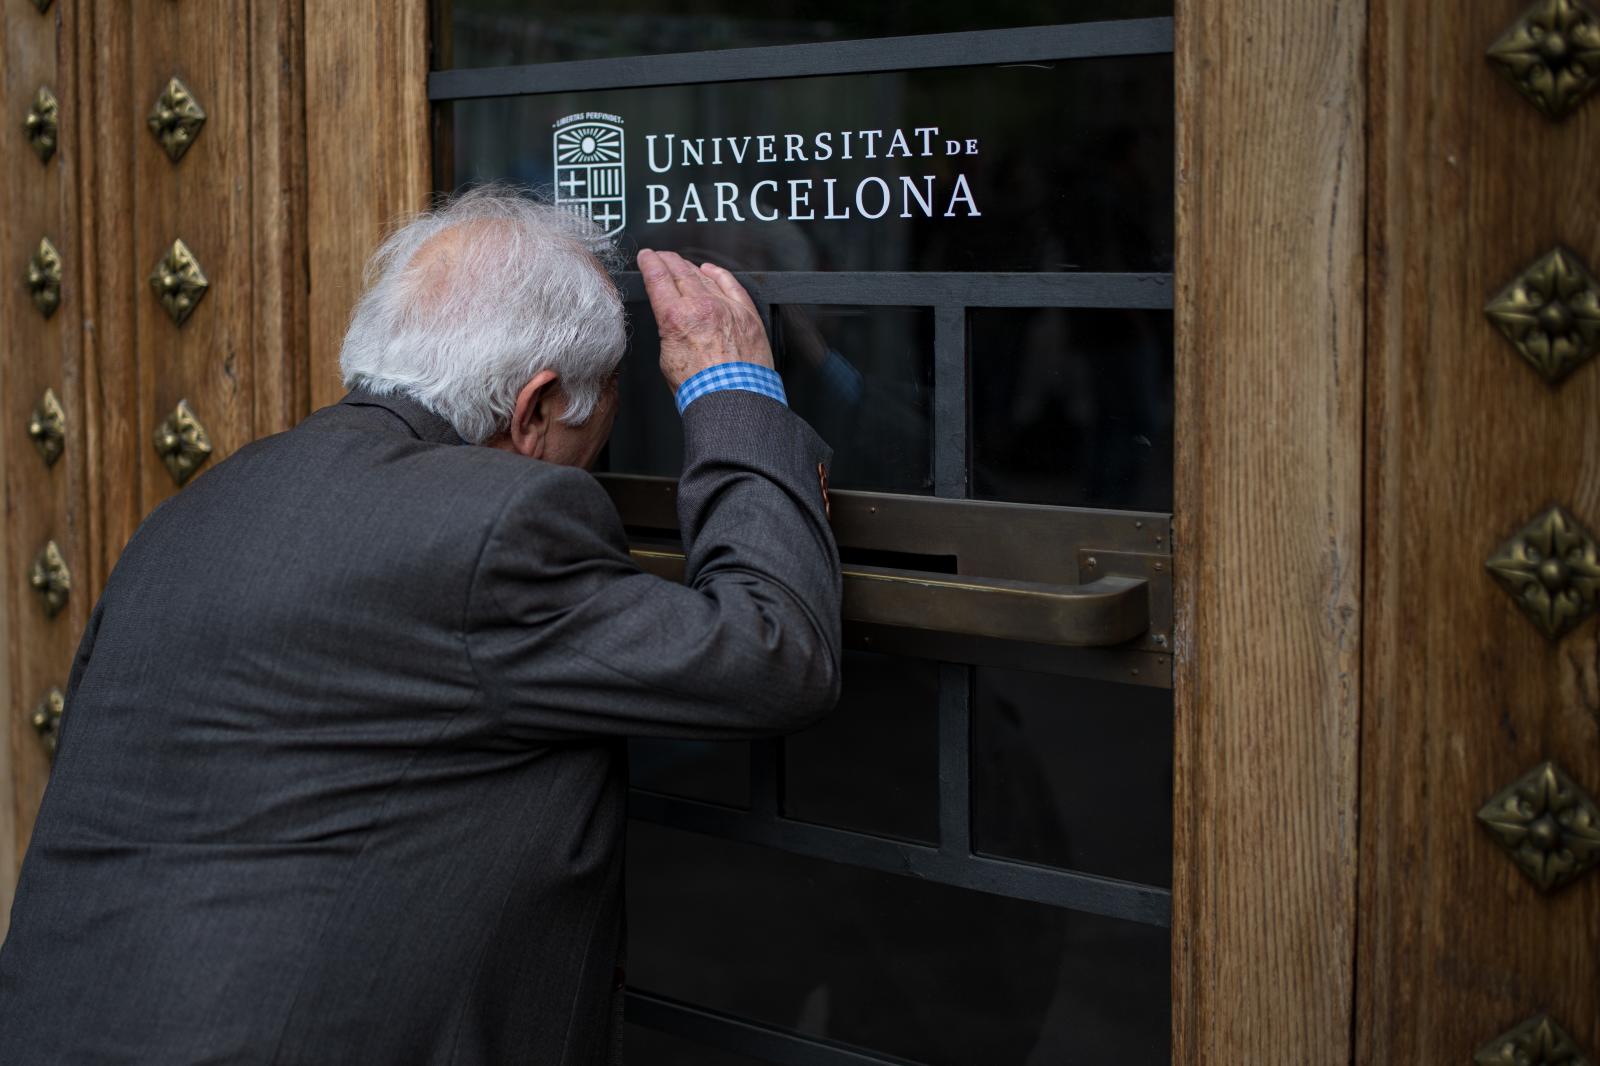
[468,390,843,742]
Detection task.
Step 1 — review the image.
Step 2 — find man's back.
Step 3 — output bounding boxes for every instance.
[0,388,839,1065]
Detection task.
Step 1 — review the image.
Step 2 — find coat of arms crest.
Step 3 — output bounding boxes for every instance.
[553,114,626,237]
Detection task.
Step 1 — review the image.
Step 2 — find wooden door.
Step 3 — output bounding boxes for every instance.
[1,1,1595,1061]
[1358,0,1600,1059]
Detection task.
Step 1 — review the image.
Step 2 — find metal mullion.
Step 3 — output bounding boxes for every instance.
[430,18,1175,99]
[936,663,971,859]
[932,305,967,498]
[618,271,1174,310]
[628,789,1171,926]
[626,990,925,1066]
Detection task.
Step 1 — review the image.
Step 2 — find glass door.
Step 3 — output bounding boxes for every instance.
[431,4,1174,1061]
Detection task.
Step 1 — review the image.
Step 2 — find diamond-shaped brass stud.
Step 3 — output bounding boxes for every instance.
[1486,506,1600,640]
[1489,0,1600,120]
[1477,1015,1593,1066]
[1478,761,1600,892]
[28,540,70,619]
[147,77,206,164]
[1486,247,1600,385]
[153,399,213,486]
[149,239,208,326]
[27,237,62,319]
[24,86,58,164]
[30,687,64,760]
[28,387,65,468]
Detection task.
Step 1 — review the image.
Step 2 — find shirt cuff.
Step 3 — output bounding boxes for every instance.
[675,361,789,415]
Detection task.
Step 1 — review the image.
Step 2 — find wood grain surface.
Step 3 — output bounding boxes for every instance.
[1358,1,1600,1059]
[304,0,431,411]
[0,0,93,929]
[1171,1,1367,1061]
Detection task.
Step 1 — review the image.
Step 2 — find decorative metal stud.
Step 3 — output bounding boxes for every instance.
[28,540,70,619]
[147,77,206,164]
[32,0,53,12]
[1486,247,1600,384]
[1486,506,1600,640]
[149,239,208,326]
[1477,1015,1593,1066]
[27,237,62,319]
[153,399,212,486]
[29,687,64,759]
[1478,761,1600,892]
[24,86,58,163]
[1488,0,1600,120]
[27,387,65,468]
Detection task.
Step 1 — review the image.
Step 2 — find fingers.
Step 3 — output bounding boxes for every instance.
[636,249,681,310]
[699,261,760,317]
[659,250,719,296]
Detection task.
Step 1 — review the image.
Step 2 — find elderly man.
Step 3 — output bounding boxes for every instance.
[0,188,841,1064]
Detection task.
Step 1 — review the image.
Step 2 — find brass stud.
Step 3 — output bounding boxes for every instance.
[32,0,52,12]
[27,237,63,319]
[23,86,58,164]
[29,687,64,759]
[1485,506,1600,640]
[1489,0,1600,119]
[146,77,206,164]
[153,399,213,487]
[28,540,70,619]
[27,387,66,468]
[1478,761,1600,893]
[1477,1015,1593,1066]
[1486,247,1600,385]
[148,239,208,326]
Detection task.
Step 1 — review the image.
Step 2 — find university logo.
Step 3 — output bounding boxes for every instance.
[553,113,626,237]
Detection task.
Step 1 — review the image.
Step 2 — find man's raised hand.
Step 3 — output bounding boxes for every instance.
[636,248,774,393]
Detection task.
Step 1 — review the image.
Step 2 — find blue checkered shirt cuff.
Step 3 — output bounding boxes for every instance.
[675,361,788,415]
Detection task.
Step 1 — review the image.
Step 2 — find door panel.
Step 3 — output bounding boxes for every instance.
[432,6,1176,1062]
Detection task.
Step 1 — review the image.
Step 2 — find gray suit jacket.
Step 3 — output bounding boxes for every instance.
[0,386,841,1065]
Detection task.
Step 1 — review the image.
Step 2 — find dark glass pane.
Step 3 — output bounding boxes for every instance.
[775,306,933,495]
[447,58,1173,273]
[629,738,750,809]
[603,302,681,479]
[604,305,933,494]
[973,670,1172,887]
[783,650,938,843]
[970,308,1174,511]
[440,1,1174,69]
[624,1024,772,1066]
[628,823,1170,1066]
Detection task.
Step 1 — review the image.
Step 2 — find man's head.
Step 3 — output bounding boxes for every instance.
[338,186,627,466]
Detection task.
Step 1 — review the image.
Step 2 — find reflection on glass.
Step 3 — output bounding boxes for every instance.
[972,670,1172,886]
[624,1024,773,1066]
[775,306,933,495]
[629,823,1170,1065]
[447,58,1173,273]
[438,1,1174,68]
[629,738,750,810]
[783,650,939,843]
[970,308,1174,511]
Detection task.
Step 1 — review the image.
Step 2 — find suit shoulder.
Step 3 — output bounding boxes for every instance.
[491,459,620,533]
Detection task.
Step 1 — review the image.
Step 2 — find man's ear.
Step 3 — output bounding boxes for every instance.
[505,369,562,459]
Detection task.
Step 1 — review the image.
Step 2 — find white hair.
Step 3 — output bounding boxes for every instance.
[338,185,627,444]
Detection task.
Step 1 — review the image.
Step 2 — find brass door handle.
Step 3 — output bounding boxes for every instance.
[629,549,1150,648]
